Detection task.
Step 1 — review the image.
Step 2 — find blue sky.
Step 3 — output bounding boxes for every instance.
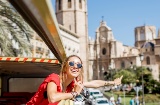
[87,0,160,46]
[52,0,160,46]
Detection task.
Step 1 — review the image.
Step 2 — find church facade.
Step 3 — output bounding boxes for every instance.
[88,20,160,81]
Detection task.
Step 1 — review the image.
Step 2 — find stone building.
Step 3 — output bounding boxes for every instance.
[88,20,160,81]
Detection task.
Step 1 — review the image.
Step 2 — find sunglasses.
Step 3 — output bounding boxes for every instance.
[68,61,82,69]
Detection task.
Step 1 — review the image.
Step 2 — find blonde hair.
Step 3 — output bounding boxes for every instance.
[59,55,84,83]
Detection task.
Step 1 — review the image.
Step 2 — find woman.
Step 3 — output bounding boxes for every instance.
[26,55,123,105]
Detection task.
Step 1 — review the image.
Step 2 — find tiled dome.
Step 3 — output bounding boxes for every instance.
[141,42,154,48]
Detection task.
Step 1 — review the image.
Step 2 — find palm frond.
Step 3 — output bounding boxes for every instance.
[0,0,33,57]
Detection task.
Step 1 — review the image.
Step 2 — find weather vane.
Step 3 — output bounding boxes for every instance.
[102,16,104,22]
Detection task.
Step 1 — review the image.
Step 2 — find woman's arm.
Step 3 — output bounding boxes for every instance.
[47,82,74,103]
[83,80,114,88]
[83,75,123,88]
[47,80,83,103]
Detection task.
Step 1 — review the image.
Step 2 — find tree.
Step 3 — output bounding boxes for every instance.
[113,69,137,84]
[0,0,32,56]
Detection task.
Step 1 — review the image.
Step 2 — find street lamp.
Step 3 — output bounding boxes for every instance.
[139,53,145,105]
[133,80,142,105]
[139,53,144,62]
[122,84,127,105]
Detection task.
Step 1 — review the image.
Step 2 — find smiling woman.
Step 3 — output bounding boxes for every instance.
[26,55,84,105]
[26,55,122,105]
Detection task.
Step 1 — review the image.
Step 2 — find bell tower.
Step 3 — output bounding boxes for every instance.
[55,0,88,35]
[135,25,156,47]
[55,0,89,81]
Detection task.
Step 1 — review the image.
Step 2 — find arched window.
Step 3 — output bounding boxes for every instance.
[102,48,106,55]
[79,0,82,9]
[146,56,150,65]
[121,61,125,68]
[58,0,61,10]
[68,0,72,8]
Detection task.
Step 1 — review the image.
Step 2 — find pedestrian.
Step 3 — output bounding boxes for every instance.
[130,97,135,105]
[110,95,116,105]
[117,95,122,105]
[134,96,139,105]
[26,55,123,105]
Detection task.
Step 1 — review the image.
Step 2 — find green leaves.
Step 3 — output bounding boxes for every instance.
[113,69,136,84]
[0,0,32,56]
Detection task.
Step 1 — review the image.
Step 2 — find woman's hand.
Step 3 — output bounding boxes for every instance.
[74,79,84,95]
[113,75,123,85]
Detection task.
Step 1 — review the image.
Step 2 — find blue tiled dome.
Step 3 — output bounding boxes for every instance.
[141,42,154,48]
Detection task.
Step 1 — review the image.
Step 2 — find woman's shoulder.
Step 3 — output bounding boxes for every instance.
[48,73,59,77]
[44,73,60,84]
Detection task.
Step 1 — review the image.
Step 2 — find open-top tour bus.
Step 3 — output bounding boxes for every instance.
[0,0,66,104]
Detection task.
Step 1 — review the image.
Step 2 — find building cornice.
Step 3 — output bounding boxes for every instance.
[59,24,79,38]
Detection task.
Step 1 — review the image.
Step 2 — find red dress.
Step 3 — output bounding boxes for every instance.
[26,73,75,105]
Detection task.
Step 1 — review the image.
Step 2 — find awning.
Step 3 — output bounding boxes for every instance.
[0,57,61,76]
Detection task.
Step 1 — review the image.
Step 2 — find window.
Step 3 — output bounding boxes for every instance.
[68,0,72,8]
[102,48,106,55]
[146,56,150,65]
[69,25,71,30]
[79,0,82,9]
[121,61,125,68]
[58,0,61,10]
[9,78,44,92]
[140,29,145,40]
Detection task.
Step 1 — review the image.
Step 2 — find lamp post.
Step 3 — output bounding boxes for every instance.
[122,84,127,105]
[133,80,141,105]
[139,53,145,105]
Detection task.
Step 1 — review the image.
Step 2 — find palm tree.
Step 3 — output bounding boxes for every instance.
[0,0,32,57]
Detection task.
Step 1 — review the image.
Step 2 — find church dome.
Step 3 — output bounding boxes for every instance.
[99,21,111,30]
[141,42,154,48]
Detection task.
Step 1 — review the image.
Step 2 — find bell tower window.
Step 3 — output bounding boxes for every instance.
[102,48,106,55]
[58,0,61,10]
[146,56,150,65]
[79,0,82,9]
[68,0,72,8]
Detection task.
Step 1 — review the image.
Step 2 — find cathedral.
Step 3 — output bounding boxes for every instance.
[88,20,160,81]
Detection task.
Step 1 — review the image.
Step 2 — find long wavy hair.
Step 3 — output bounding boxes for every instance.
[59,55,84,83]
